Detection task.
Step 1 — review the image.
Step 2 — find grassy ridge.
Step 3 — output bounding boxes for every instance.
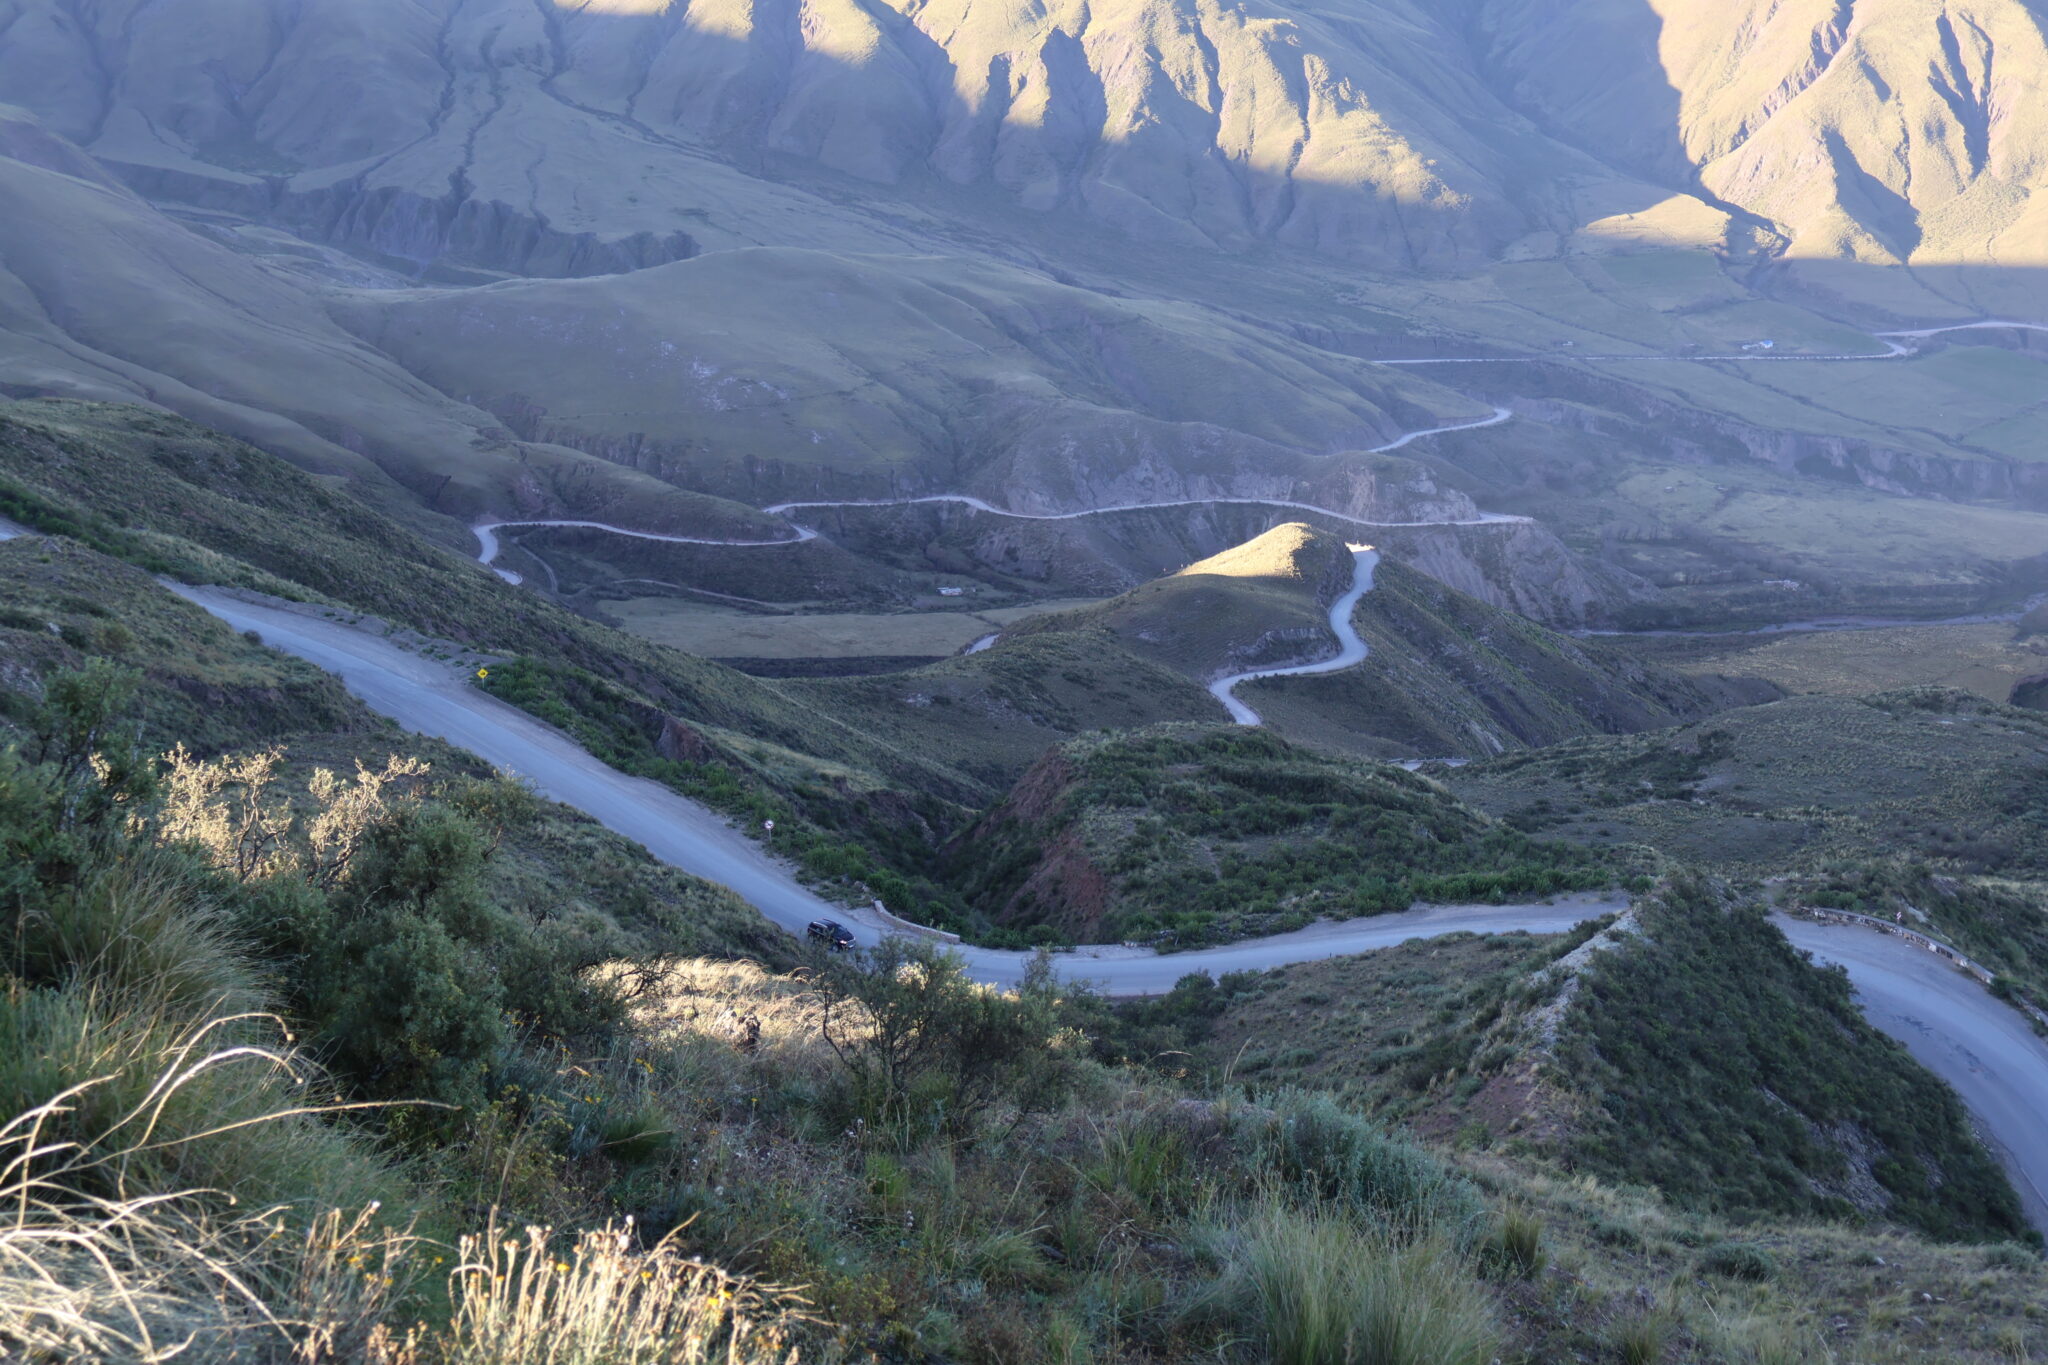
[0,399,975,799]
[952,725,1622,945]
[1561,878,2028,1242]
[1242,558,1772,759]
[1443,688,2048,874]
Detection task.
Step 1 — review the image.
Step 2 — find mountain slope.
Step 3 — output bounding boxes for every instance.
[1473,0,2048,313]
[328,247,1486,505]
[0,0,1657,271]
[948,723,1612,944]
[1237,555,1778,757]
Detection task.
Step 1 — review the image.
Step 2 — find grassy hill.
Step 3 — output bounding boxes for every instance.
[804,525,1770,781]
[1438,684,2048,1006]
[1142,877,2030,1246]
[1008,522,1356,678]
[947,725,1618,946]
[1440,688,2048,875]
[0,401,1009,917]
[0,534,783,967]
[1240,556,1779,759]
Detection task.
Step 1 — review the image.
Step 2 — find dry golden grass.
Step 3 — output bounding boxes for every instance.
[427,1219,816,1365]
[1174,523,1339,584]
[0,1031,411,1363]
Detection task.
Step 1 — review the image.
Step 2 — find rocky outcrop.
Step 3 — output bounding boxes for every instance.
[1374,521,1648,628]
[109,164,700,280]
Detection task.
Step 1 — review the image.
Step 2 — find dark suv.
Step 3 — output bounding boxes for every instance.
[807,918,855,951]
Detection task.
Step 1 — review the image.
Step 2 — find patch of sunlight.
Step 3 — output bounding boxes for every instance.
[1175,522,1333,582]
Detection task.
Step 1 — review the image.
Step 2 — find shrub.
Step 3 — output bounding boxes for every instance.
[1983,1241,2040,1272]
[808,940,1076,1143]
[1241,1091,1485,1244]
[1230,1203,1497,1365]
[1699,1241,1777,1282]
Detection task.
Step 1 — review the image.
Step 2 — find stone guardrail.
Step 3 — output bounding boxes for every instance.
[1804,908,2048,1031]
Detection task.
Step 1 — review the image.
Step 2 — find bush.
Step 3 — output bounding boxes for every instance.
[1699,1241,1777,1282]
[808,940,1077,1143]
[1983,1241,2040,1272]
[1241,1091,1485,1244]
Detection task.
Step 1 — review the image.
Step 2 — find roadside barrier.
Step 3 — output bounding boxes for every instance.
[1804,908,2048,1031]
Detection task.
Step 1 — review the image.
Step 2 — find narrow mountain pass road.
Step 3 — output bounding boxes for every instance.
[168,585,1620,996]
[165,584,2048,1232]
[1211,546,1377,725]
[1776,915,2048,1235]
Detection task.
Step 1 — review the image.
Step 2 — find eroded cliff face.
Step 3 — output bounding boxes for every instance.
[1471,0,2048,279]
[1373,522,1647,628]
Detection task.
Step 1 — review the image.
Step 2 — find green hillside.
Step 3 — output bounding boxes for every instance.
[1242,557,1777,758]
[949,726,1617,946]
[1441,688,2048,875]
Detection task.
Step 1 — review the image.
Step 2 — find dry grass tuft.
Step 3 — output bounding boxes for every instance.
[432,1218,816,1365]
[0,1031,411,1362]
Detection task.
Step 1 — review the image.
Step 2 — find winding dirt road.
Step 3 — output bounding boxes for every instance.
[1377,319,2046,366]
[1777,916,2048,1233]
[1210,546,1378,725]
[471,408,1523,577]
[160,581,2048,1231]
[164,582,1619,986]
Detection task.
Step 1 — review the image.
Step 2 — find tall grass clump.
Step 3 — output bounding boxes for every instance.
[0,1041,411,1362]
[1228,1202,1497,1365]
[0,989,398,1215]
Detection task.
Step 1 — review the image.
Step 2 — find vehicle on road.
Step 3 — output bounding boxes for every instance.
[807,918,855,951]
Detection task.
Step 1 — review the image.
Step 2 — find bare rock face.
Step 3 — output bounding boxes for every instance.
[1471,0,2048,289]
[1375,521,1646,628]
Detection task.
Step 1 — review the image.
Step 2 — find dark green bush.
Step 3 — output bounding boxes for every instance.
[1699,1242,1776,1282]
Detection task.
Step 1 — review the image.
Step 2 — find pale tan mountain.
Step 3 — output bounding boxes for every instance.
[0,0,2046,620]
[0,0,1649,272]
[1473,0,2048,312]
[0,106,787,534]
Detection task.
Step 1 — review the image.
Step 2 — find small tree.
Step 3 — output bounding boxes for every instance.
[809,940,1074,1143]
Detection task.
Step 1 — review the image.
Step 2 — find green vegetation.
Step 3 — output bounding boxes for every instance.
[477,655,976,929]
[0,657,1530,1360]
[0,401,982,804]
[1614,619,2048,706]
[3,641,2042,1359]
[1008,522,1352,680]
[1560,877,2028,1242]
[1445,688,2048,875]
[1124,925,1607,1116]
[955,725,1618,945]
[1243,557,1769,760]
